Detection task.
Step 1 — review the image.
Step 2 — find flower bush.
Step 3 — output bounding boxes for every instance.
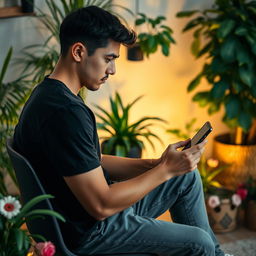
[0,194,65,256]
[236,176,256,202]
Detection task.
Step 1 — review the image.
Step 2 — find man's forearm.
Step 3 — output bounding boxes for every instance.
[97,163,169,220]
[101,154,160,180]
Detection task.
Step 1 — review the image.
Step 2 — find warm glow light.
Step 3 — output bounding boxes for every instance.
[207,158,219,168]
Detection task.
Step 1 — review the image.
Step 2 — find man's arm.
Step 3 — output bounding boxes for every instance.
[64,140,206,221]
[101,154,161,181]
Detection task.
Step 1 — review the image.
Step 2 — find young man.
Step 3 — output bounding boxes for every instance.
[14,6,227,256]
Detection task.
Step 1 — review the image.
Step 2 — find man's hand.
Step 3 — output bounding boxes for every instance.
[159,139,206,179]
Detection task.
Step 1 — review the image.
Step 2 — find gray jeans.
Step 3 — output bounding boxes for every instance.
[74,170,225,256]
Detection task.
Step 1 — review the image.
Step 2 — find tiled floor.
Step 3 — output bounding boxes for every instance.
[157,211,256,244]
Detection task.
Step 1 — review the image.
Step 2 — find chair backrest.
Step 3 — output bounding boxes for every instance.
[6,138,77,256]
[6,138,155,256]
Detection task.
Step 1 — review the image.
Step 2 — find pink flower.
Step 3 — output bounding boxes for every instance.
[208,195,220,208]
[35,242,55,256]
[236,187,248,200]
[232,194,242,207]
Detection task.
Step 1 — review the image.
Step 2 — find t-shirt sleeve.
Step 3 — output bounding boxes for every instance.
[41,105,101,177]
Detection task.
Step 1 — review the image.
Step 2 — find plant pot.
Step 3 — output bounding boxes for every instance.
[127,44,144,61]
[101,141,142,158]
[245,200,256,231]
[207,198,238,233]
[21,0,34,13]
[213,133,256,190]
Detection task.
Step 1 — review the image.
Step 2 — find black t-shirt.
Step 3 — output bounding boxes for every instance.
[13,77,110,249]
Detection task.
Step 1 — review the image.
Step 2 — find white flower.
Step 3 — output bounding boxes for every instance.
[0,196,21,219]
[231,194,242,207]
[208,195,220,208]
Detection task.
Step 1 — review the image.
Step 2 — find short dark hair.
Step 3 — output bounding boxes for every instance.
[59,6,136,56]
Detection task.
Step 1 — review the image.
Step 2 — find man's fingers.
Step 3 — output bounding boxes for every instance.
[172,139,191,150]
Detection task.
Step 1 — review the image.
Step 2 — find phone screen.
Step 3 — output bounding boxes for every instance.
[183,121,212,150]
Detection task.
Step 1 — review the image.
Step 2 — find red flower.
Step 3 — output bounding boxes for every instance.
[35,242,55,256]
[236,187,248,200]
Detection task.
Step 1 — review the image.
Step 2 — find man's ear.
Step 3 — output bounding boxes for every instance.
[71,42,87,62]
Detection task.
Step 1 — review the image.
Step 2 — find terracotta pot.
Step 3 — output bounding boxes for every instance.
[206,198,238,233]
[213,133,256,190]
[245,200,256,231]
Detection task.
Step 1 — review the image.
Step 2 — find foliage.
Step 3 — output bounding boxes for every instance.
[166,117,199,140]
[0,194,64,256]
[237,175,256,201]
[198,157,226,194]
[0,47,31,195]
[17,0,134,84]
[135,13,175,57]
[94,92,166,157]
[177,0,256,144]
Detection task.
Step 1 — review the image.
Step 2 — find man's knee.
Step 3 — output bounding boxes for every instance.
[187,227,215,256]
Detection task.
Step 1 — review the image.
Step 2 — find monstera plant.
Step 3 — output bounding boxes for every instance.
[94,92,166,157]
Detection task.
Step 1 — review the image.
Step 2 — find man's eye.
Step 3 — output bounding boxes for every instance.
[105,58,111,63]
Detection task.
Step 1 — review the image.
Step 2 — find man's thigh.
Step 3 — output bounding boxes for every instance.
[75,208,215,256]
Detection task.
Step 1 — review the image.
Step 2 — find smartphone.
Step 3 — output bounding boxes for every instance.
[182,121,213,150]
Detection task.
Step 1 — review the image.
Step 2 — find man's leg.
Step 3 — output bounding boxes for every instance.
[133,169,224,256]
[75,170,224,256]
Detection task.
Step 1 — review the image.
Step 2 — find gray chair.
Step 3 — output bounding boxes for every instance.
[6,138,155,256]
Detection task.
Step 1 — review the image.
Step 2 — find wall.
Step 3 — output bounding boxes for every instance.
[0,0,229,159]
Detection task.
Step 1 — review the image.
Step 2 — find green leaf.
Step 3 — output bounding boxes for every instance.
[211,80,229,99]
[225,96,241,119]
[160,25,173,33]
[220,37,237,63]
[0,47,13,85]
[208,102,221,115]
[239,66,254,87]
[238,112,252,131]
[235,26,248,36]
[17,194,54,217]
[217,19,236,38]
[24,209,66,222]
[176,10,199,17]
[191,37,200,56]
[14,229,24,251]
[192,91,210,107]
[236,45,251,65]
[187,74,202,92]
[135,18,145,26]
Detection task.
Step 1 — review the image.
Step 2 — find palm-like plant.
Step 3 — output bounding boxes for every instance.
[18,0,134,84]
[0,47,31,195]
[94,92,166,157]
[198,157,226,194]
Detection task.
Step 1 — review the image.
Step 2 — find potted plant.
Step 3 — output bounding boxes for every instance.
[206,187,242,233]
[197,158,242,233]
[94,92,166,157]
[128,12,175,60]
[0,194,64,255]
[177,0,256,189]
[0,47,31,196]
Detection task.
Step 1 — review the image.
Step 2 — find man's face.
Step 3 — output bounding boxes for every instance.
[79,39,120,91]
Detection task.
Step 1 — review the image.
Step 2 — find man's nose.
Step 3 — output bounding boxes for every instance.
[107,61,116,75]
